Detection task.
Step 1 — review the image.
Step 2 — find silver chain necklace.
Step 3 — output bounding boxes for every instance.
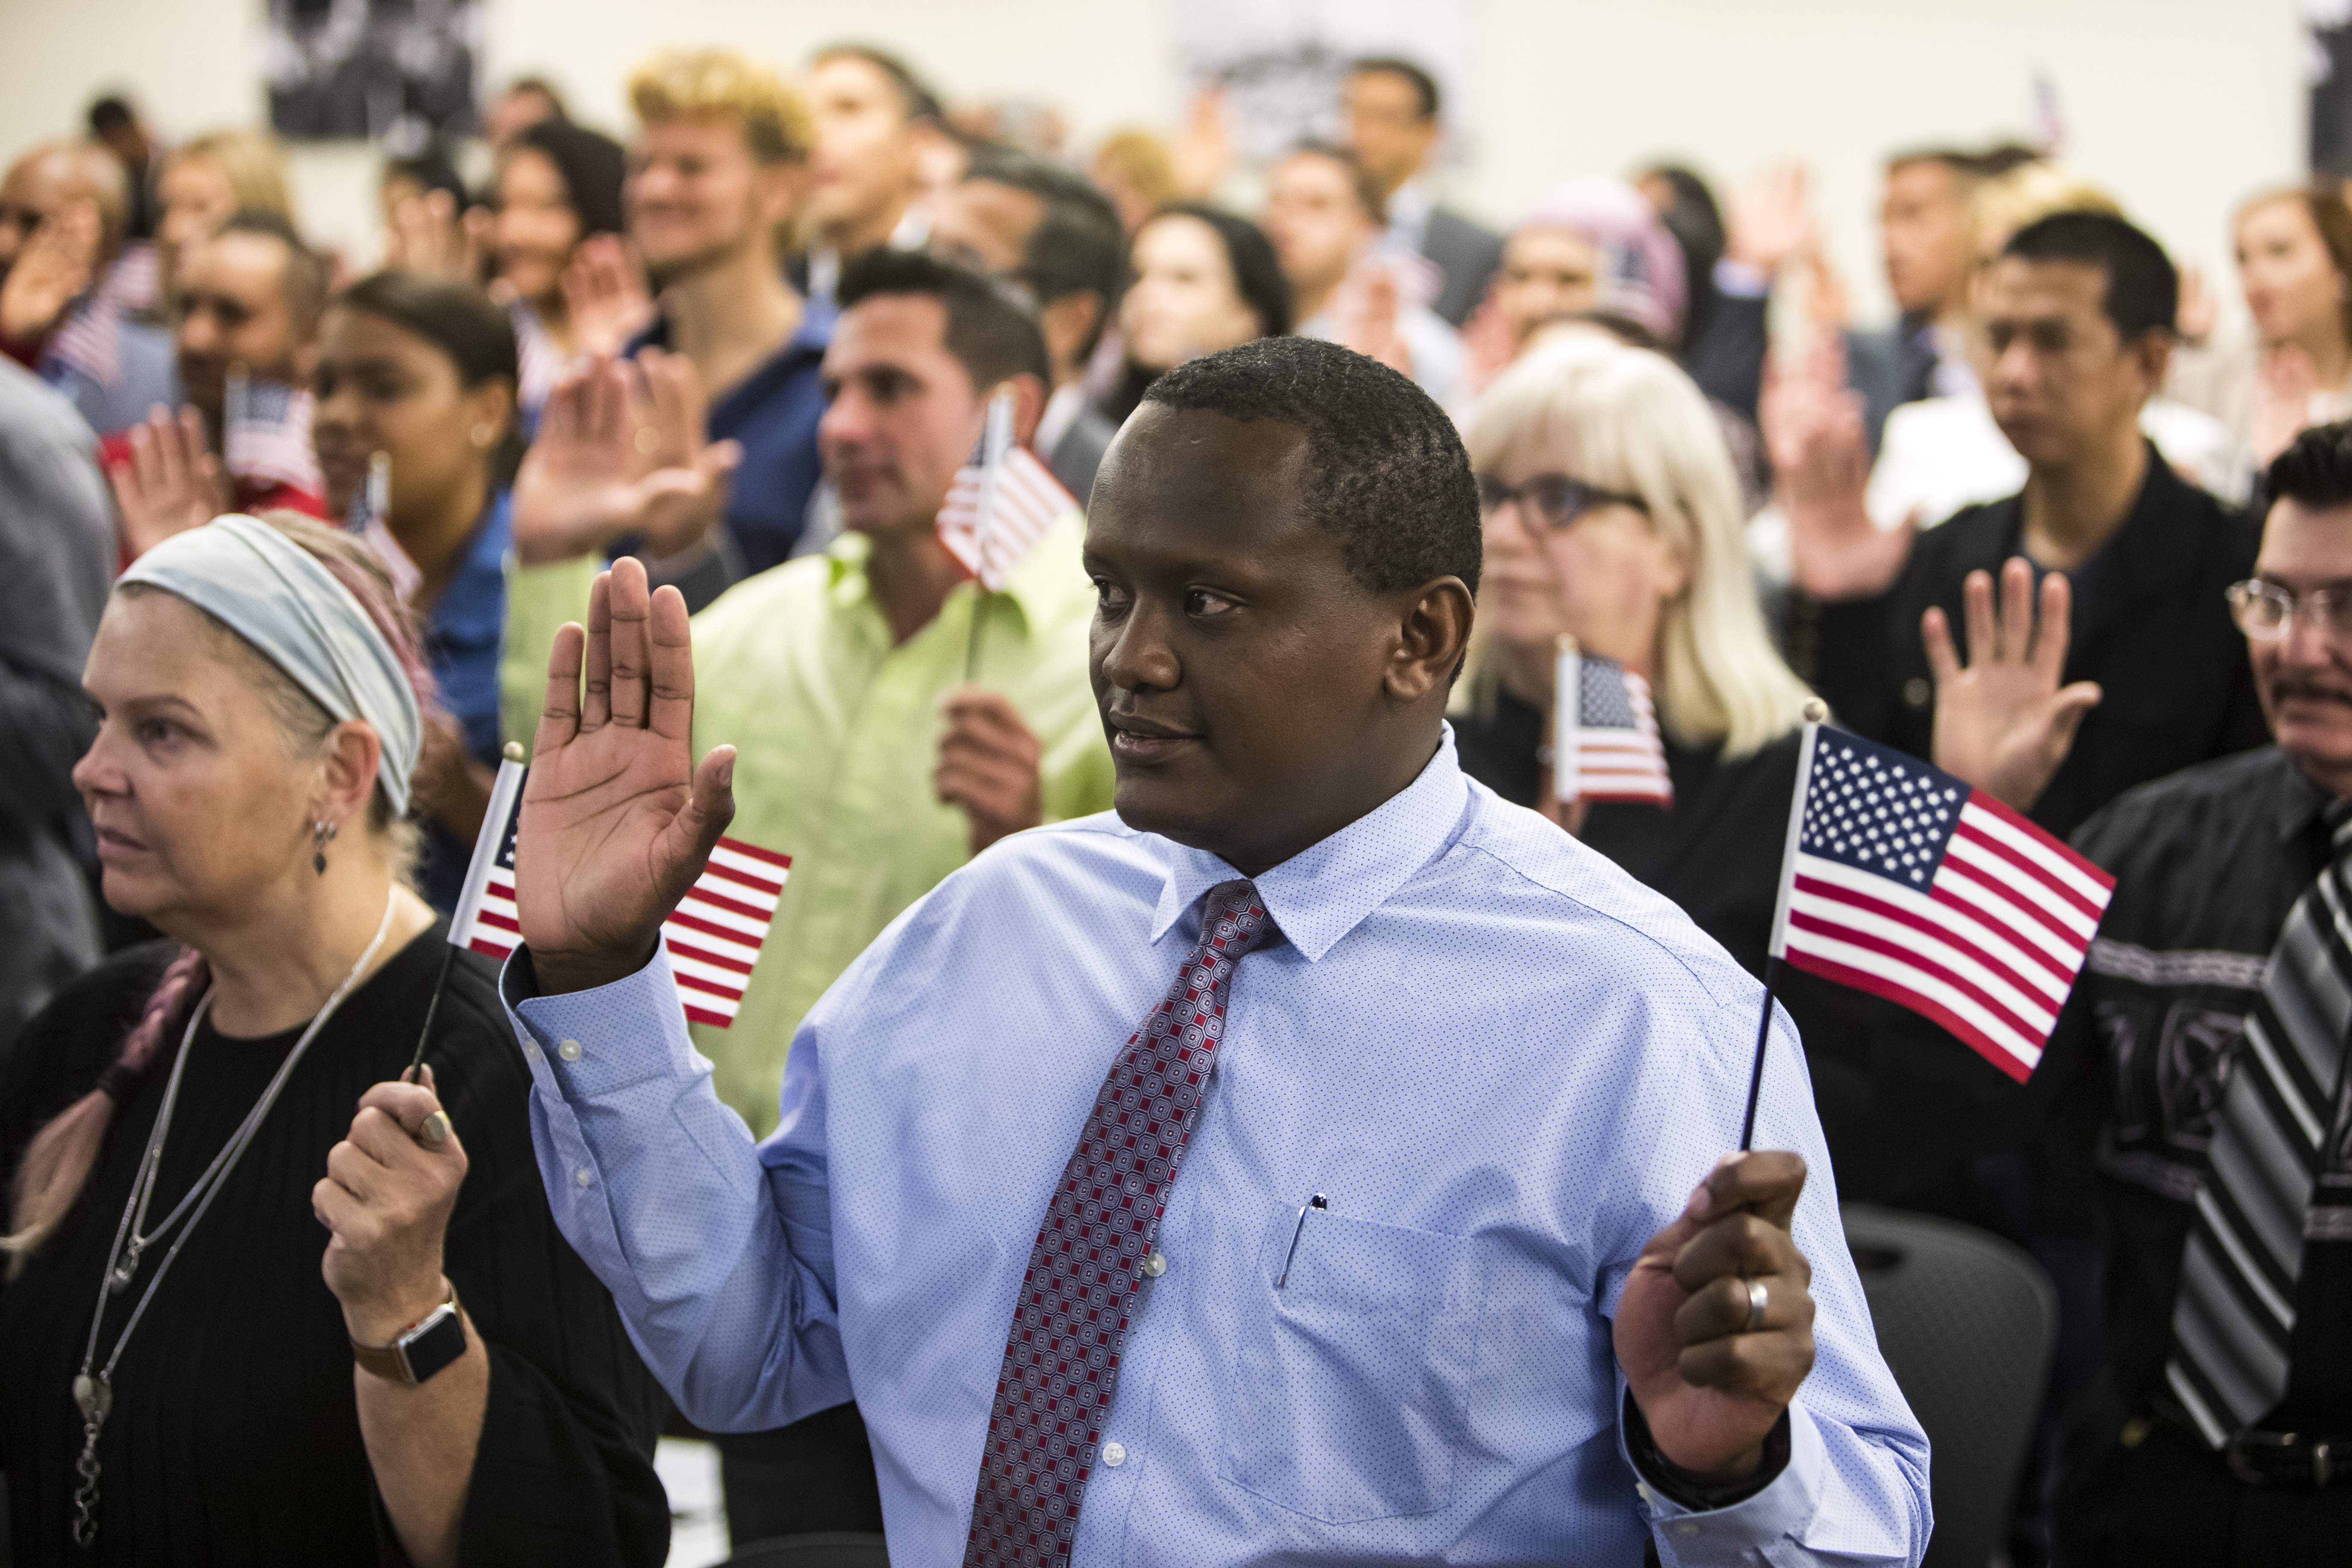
[70,890,398,1550]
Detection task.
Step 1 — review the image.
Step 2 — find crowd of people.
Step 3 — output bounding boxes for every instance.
[1,36,2350,1568]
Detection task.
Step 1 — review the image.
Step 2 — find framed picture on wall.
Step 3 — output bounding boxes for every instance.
[265,0,482,147]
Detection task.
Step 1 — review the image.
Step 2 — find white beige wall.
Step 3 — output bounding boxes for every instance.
[0,0,2307,323]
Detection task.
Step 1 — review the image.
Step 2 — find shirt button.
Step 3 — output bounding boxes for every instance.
[574,1167,594,1188]
[1143,1251,1167,1277]
[1100,1442,1127,1467]
[1903,676,1931,708]
[557,1038,582,1063]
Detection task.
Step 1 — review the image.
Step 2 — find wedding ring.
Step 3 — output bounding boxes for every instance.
[418,1110,452,1149]
[1744,1277,1770,1333]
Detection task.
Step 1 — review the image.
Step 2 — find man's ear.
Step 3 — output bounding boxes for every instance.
[759,161,811,236]
[2134,332,2175,399]
[1386,576,1476,704]
[998,373,1051,450]
[1038,291,1103,383]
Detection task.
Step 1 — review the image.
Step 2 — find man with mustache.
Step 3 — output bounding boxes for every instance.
[2038,421,2352,1562]
[496,334,1928,1565]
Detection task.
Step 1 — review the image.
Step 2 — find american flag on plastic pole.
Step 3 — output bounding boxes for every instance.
[1767,726,2113,1082]
[450,759,791,1029]
[1553,638,1672,807]
[226,368,325,494]
[938,387,1076,591]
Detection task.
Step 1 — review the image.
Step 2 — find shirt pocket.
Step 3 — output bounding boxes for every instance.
[1216,1203,1480,1524]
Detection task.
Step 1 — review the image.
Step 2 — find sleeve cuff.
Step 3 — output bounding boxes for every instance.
[501,942,699,1098]
[1621,1390,1829,1564]
[1713,257,1772,298]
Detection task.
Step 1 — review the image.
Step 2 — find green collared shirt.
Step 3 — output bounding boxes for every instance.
[499,517,1112,1132]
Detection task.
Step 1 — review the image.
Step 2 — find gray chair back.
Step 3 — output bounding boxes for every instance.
[1844,1204,2057,1568]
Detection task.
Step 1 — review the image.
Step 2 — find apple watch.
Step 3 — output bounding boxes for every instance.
[351,1282,468,1387]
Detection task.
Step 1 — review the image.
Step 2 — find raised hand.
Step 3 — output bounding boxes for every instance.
[513,558,736,994]
[1614,1152,1817,1479]
[1337,260,1415,381]
[510,352,740,565]
[110,404,230,559]
[935,687,1046,854]
[1170,84,1235,201]
[560,233,656,359]
[1763,328,1910,600]
[1924,558,2102,812]
[0,196,101,347]
[382,190,491,285]
[1725,162,1815,278]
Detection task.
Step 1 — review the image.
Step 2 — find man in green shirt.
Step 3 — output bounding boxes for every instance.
[505,251,1111,1137]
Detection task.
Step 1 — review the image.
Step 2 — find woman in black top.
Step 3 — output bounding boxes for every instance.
[1452,327,2012,1220]
[1452,325,1816,973]
[0,513,665,1565]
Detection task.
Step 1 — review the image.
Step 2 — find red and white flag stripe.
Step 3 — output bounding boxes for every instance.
[939,444,1074,592]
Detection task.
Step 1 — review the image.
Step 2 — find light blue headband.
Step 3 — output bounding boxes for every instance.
[119,514,421,815]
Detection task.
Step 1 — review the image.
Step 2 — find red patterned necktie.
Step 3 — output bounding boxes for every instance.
[962,879,1274,1567]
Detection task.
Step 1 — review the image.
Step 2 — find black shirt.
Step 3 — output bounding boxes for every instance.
[0,929,670,1565]
[1452,694,2022,1215]
[1799,444,2268,840]
[2040,747,2352,1427]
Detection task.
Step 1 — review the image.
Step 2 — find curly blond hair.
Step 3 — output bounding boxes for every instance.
[628,48,814,166]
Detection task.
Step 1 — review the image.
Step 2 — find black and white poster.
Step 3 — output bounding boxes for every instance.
[265,0,483,148]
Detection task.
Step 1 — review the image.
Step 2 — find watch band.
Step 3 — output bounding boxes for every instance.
[351,1282,461,1386]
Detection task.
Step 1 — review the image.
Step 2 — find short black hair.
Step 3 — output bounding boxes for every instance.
[1137,203,1293,338]
[2001,209,2179,345]
[1283,140,1386,224]
[1349,57,1440,121]
[211,208,332,336]
[2266,420,2352,510]
[960,149,1125,356]
[86,95,138,136]
[837,248,1051,391]
[1142,336,1480,596]
[811,43,944,125]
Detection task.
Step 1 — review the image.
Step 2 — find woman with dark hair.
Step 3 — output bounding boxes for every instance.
[312,271,520,910]
[1098,202,1289,422]
[0,513,666,1565]
[492,119,634,428]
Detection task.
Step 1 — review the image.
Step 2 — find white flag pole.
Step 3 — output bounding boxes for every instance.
[964,387,1019,679]
[408,743,527,1082]
[1551,634,1582,805]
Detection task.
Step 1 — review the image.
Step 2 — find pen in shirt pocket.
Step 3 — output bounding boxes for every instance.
[1276,1193,1328,1288]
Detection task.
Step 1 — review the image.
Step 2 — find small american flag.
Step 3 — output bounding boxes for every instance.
[226,371,325,494]
[1769,727,2113,1082]
[451,758,790,1029]
[937,388,1076,591]
[1553,643,1672,807]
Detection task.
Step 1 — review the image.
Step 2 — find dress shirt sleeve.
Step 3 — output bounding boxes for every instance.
[502,945,853,1432]
[1600,995,1932,1567]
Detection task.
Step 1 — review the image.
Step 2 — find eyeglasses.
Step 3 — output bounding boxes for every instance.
[1476,472,1649,531]
[2226,579,2352,642]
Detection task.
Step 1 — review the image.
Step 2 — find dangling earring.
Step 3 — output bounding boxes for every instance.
[312,819,338,876]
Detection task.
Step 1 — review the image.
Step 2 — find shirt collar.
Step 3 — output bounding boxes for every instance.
[1037,383,1088,459]
[1148,725,1471,961]
[427,491,513,646]
[1387,175,1436,250]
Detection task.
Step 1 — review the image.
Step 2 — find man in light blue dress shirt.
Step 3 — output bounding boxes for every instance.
[495,336,1929,1565]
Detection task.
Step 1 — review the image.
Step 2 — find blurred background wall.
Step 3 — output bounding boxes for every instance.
[0,0,2306,326]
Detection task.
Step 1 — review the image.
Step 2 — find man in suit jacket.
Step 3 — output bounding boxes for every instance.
[930,149,1126,504]
[1344,58,1503,328]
